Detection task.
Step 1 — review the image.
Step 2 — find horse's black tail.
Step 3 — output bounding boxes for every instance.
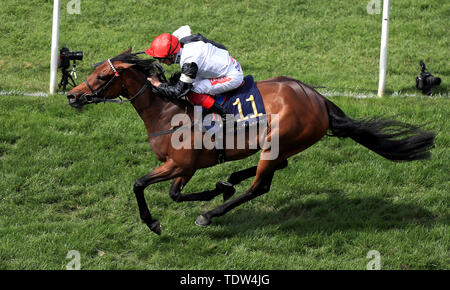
[325,99,435,161]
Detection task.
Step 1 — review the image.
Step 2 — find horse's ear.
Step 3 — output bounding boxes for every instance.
[119,48,132,55]
[115,62,135,70]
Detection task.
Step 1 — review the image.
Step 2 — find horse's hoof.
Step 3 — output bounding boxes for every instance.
[147,220,162,235]
[216,181,235,202]
[195,214,211,227]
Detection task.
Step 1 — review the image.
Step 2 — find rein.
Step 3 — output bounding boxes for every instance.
[83,80,150,105]
[147,124,194,138]
[81,57,193,138]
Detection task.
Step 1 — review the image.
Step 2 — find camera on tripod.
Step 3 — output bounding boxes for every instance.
[58,46,83,92]
[416,60,441,96]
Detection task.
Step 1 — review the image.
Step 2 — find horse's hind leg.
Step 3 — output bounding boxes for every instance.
[169,176,235,202]
[195,159,282,227]
[227,159,287,186]
[170,160,288,203]
[226,166,257,186]
[169,166,257,203]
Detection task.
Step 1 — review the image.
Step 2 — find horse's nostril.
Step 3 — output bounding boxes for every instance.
[67,94,76,101]
[67,94,79,107]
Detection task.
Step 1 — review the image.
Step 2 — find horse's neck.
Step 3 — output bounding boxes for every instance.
[125,71,183,135]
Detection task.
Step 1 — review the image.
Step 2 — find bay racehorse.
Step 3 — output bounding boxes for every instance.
[67,49,435,235]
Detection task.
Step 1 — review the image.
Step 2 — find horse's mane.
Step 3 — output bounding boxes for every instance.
[110,53,157,76]
[110,53,191,110]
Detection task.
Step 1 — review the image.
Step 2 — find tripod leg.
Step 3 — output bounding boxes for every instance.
[68,75,77,87]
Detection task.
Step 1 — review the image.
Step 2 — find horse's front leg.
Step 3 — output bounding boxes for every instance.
[133,159,183,235]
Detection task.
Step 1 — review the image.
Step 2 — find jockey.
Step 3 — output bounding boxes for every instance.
[145,25,244,117]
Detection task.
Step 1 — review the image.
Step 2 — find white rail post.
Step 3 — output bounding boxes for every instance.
[377,0,390,97]
[49,0,61,95]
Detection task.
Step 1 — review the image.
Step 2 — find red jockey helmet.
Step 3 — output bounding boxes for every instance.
[145,33,181,58]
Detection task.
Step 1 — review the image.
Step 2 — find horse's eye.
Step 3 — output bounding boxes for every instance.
[97,75,109,81]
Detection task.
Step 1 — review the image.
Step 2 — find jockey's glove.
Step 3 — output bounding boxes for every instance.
[153,62,198,99]
[155,81,192,99]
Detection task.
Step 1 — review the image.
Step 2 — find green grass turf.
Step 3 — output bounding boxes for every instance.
[0,0,448,94]
[0,94,448,269]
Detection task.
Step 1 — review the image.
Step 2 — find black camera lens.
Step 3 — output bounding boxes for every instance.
[67,51,83,61]
[60,47,83,61]
[426,76,441,87]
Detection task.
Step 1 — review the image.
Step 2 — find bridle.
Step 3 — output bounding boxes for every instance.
[78,57,193,138]
[81,58,150,105]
